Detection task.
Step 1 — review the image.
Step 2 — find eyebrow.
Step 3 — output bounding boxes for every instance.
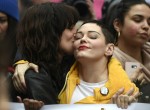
[0,16,7,19]
[77,31,101,35]
[88,31,101,35]
[132,14,143,18]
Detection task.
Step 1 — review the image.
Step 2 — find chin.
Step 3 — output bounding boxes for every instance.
[75,54,88,60]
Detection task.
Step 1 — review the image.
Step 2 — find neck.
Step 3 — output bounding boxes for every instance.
[78,58,108,83]
[118,39,142,62]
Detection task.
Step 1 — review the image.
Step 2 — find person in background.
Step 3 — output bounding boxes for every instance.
[18,0,63,18]
[18,0,33,18]
[0,0,19,73]
[10,2,79,104]
[63,0,96,21]
[105,0,150,103]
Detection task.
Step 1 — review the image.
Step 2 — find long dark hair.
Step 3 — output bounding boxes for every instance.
[0,16,18,70]
[17,2,79,87]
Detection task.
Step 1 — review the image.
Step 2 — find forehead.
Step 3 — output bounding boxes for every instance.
[127,4,150,17]
[0,12,7,17]
[78,23,101,32]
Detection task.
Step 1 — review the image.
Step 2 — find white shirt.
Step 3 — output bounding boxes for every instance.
[70,79,107,104]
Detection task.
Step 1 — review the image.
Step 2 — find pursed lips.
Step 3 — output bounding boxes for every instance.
[140,32,149,39]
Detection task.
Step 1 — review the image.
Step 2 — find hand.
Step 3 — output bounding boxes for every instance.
[17,96,44,110]
[111,87,140,109]
[86,0,96,19]
[12,62,39,93]
[23,98,44,110]
[130,67,148,86]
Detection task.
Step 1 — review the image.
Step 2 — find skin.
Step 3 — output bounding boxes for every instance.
[118,4,150,48]
[59,27,77,55]
[0,77,9,110]
[21,23,139,110]
[0,12,8,40]
[73,23,113,83]
[13,26,77,92]
[74,23,109,62]
[73,23,138,109]
[114,4,150,85]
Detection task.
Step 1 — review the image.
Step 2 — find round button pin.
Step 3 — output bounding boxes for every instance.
[100,86,109,96]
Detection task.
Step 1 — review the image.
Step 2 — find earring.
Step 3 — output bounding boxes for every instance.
[118,32,120,37]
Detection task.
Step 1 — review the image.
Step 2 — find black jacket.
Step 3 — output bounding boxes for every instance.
[9,49,75,104]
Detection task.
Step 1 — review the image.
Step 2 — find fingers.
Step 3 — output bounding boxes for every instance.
[137,73,144,82]
[111,88,124,104]
[125,88,140,104]
[29,63,39,73]
[140,79,146,85]
[12,66,27,93]
[23,99,44,110]
[17,96,22,103]
[12,75,25,93]
[136,73,148,85]
[12,63,39,93]
[143,73,150,82]
[125,87,134,96]
[129,91,140,103]
[130,67,142,82]
[130,68,149,85]
[111,87,136,109]
[118,95,129,109]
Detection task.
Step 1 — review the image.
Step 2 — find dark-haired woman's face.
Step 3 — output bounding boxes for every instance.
[0,12,8,40]
[60,26,77,55]
[119,4,150,46]
[73,23,113,61]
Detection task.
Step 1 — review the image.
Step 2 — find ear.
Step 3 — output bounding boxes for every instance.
[113,18,121,33]
[105,43,114,56]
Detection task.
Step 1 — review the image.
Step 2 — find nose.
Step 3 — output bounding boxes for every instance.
[142,20,149,31]
[80,34,87,43]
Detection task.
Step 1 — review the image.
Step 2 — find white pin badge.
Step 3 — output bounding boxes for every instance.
[100,86,109,96]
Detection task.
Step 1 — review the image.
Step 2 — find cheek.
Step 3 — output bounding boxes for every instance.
[0,23,8,33]
[123,23,139,37]
[93,41,106,50]
[73,40,79,50]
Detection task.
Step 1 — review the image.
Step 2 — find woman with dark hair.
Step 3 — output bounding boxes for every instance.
[10,2,79,104]
[0,0,19,73]
[105,0,150,103]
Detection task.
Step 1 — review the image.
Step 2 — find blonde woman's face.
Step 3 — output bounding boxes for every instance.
[0,12,8,40]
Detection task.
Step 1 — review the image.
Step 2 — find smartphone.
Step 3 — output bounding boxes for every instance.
[125,62,140,76]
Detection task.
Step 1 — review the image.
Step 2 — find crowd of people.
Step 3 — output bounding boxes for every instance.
[0,0,150,110]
